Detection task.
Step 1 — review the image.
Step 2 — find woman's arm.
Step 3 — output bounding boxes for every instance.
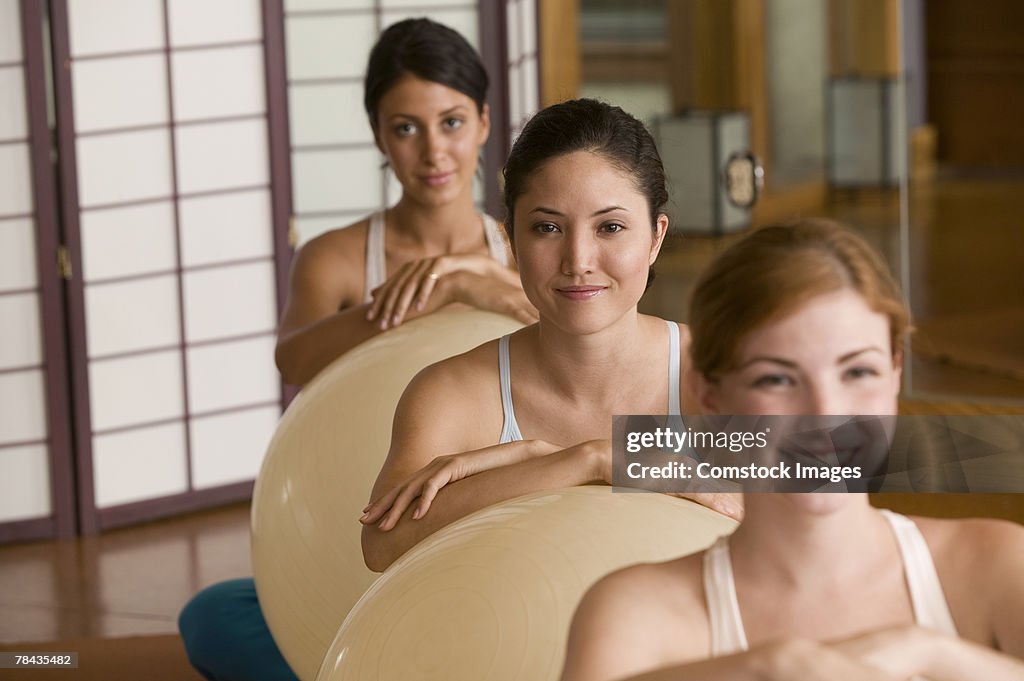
[275,235,463,385]
[360,357,607,571]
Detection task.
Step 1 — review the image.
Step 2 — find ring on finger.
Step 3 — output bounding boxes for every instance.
[428,271,439,281]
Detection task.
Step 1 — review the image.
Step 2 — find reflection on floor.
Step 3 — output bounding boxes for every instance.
[0,502,250,643]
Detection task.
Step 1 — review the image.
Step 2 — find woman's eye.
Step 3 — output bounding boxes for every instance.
[600,223,625,234]
[534,223,560,234]
[394,122,416,137]
[843,366,880,381]
[444,117,464,130]
[751,374,793,389]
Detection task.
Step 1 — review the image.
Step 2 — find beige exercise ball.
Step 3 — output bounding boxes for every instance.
[316,486,737,681]
[251,308,524,681]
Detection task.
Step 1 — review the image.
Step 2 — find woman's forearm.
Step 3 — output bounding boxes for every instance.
[361,441,604,571]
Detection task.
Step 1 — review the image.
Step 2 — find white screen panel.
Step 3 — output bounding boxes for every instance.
[174,119,269,194]
[92,422,188,507]
[291,147,382,213]
[381,9,478,48]
[506,1,521,61]
[190,406,278,488]
[76,128,173,207]
[88,350,184,432]
[286,0,373,8]
[167,0,262,48]
[508,62,521,125]
[0,142,33,216]
[179,189,273,267]
[381,0,477,7]
[294,211,367,246]
[182,261,277,343]
[0,369,48,443]
[0,217,38,290]
[172,45,266,122]
[0,67,27,140]
[71,54,168,133]
[80,201,177,282]
[288,82,372,146]
[85,275,181,357]
[68,0,164,58]
[0,444,51,522]
[0,292,42,369]
[0,0,23,64]
[522,55,538,116]
[521,0,537,55]
[187,335,277,414]
[285,15,376,80]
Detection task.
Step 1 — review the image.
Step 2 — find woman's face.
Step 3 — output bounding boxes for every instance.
[511,151,667,335]
[374,75,489,207]
[699,288,901,417]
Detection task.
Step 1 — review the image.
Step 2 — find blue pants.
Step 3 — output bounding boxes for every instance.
[178,578,299,681]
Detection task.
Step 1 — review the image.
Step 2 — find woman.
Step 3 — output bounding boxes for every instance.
[180,18,532,681]
[560,220,1024,681]
[360,98,741,573]
[275,17,536,387]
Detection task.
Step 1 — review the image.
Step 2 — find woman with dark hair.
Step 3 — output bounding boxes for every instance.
[179,18,533,681]
[560,220,1024,681]
[359,98,740,572]
[275,17,536,387]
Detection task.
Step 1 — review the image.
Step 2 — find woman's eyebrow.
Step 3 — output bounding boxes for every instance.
[527,205,629,217]
[736,356,797,370]
[837,346,886,363]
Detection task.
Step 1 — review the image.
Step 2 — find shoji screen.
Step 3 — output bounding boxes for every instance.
[0,0,75,542]
[505,0,539,141]
[50,0,287,531]
[284,0,538,245]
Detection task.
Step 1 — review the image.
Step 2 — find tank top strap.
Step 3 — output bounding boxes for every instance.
[497,334,524,443]
[363,210,387,304]
[665,320,681,417]
[879,510,958,636]
[482,214,510,267]
[702,536,749,656]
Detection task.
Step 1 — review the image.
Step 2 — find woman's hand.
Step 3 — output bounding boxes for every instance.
[444,270,539,325]
[669,492,744,521]
[361,439,560,531]
[368,254,519,328]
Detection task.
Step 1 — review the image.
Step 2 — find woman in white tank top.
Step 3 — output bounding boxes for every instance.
[561,221,1024,681]
[359,100,743,573]
[274,19,537,387]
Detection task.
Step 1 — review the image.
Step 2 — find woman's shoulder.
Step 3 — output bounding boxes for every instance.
[570,554,708,663]
[914,514,1024,639]
[297,216,372,266]
[401,336,505,409]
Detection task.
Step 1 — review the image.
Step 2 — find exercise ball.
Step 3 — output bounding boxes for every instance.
[252,308,524,681]
[316,486,737,681]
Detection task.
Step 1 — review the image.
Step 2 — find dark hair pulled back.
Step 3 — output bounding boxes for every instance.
[364,18,488,130]
[502,98,669,234]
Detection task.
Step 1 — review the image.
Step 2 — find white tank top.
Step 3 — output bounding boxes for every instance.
[363,210,510,304]
[703,509,959,657]
[497,320,683,443]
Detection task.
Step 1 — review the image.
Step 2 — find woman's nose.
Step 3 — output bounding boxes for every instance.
[421,129,445,163]
[560,230,596,276]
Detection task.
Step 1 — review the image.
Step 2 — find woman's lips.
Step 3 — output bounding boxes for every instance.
[556,286,606,300]
[422,172,454,187]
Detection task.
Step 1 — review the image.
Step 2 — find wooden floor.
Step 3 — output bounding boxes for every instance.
[0,502,250,643]
[1,175,1021,647]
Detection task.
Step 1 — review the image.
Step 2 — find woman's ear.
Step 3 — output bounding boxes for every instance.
[650,214,669,265]
[478,103,491,144]
[688,369,719,415]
